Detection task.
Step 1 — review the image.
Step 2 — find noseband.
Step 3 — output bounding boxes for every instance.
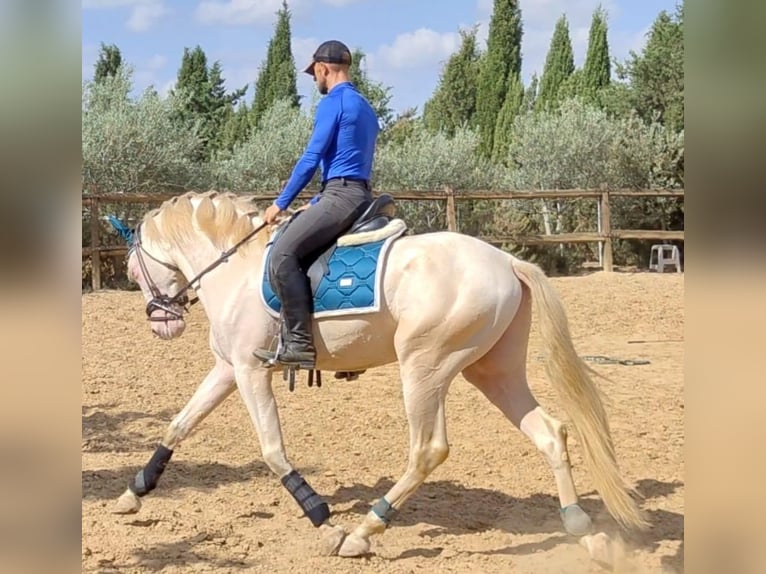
[132,219,268,323]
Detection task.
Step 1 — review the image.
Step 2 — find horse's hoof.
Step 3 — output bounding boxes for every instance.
[562,503,592,536]
[112,489,141,514]
[580,532,623,569]
[319,524,347,556]
[337,532,370,557]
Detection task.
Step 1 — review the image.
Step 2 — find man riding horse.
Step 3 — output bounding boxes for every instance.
[253,40,380,370]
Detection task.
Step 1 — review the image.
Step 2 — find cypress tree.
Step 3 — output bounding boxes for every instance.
[94,43,122,83]
[536,15,574,111]
[251,0,299,126]
[219,101,252,152]
[582,6,611,102]
[522,73,538,112]
[423,26,481,135]
[475,0,523,158]
[491,74,524,164]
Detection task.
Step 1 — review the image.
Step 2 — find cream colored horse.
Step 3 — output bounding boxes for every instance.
[111,191,648,563]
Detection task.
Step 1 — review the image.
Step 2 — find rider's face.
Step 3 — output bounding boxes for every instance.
[313,63,329,95]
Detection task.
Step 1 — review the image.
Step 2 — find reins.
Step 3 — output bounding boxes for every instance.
[134,219,269,322]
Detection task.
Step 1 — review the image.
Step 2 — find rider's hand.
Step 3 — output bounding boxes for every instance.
[264,203,282,224]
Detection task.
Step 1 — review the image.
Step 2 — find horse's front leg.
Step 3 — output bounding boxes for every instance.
[113,359,235,514]
[234,364,346,555]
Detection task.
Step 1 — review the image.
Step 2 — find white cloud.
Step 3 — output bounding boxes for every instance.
[195,0,291,26]
[82,0,168,32]
[127,2,168,32]
[372,28,461,71]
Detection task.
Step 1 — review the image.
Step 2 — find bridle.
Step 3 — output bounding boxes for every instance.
[131,219,269,323]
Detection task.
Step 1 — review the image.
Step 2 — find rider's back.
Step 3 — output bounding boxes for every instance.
[320,82,379,182]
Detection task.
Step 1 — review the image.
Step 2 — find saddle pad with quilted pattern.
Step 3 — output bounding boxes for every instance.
[259,231,401,319]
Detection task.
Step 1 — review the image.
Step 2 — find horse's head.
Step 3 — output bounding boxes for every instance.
[126,227,189,340]
[110,192,274,340]
[109,213,189,340]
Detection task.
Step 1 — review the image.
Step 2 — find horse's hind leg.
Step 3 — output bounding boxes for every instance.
[337,357,462,557]
[462,286,593,536]
[113,359,235,514]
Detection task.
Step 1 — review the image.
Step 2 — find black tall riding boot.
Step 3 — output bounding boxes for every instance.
[254,274,316,369]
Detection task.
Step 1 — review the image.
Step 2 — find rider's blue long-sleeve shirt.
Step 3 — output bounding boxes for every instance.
[274,82,380,211]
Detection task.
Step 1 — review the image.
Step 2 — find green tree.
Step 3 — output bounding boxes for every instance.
[536,15,574,111]
[173,46,247,157]
[507,98,684,269]
[422,26,481,135]
[218,101,252,153]
[617,4,684,131]
[174,45,211,123]
[213,98,312,191]
[251,0,299,126]
[475,0,523,158]
[522,73,538,112]
[582,6,611,103]
[348,48,394,129]
[558,68,583,102]
[492,74,524,163]
[206,61,248,151]
[94,43,122,83]
[82,65,207,194]
[381,107,419,147]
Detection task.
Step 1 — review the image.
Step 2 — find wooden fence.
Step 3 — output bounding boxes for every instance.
[82,187,684,290]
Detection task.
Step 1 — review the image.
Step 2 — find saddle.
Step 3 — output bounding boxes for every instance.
[268,193,397,296]
[266,194,400,389]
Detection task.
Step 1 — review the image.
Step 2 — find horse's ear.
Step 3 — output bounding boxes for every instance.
[108,215,135,246]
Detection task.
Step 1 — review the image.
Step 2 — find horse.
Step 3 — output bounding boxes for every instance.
[107,189,648,562]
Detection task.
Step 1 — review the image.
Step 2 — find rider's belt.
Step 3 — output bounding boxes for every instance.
[325,177,369,189]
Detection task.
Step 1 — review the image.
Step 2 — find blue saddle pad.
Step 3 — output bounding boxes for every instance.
[260,233,400,319]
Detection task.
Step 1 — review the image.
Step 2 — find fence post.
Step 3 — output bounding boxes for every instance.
[90,198,102,290]
[600,191,613,272]
[444,186,457,232]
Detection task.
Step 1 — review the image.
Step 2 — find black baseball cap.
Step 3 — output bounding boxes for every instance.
[303,40,352,75]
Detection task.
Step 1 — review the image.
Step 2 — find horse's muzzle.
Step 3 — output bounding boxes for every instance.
[145,295,188,322]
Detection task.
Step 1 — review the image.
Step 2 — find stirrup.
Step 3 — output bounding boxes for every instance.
[253,347,314,369]
[253,347,280,368]
[253,337,317,393]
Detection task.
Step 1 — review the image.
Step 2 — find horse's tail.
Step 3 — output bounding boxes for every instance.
[510,257,649,532]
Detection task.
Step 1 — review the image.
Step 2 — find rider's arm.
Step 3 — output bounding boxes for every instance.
[274,98,338,211]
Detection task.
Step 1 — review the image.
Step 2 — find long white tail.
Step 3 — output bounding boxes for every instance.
[511,257,649,531]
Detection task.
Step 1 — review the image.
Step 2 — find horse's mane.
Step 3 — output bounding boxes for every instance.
[141,190,269,254]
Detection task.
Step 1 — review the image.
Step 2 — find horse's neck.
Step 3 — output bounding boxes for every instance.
[172,238,263,311]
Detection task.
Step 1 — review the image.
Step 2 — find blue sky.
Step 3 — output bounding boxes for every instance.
[82,0,678,114]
